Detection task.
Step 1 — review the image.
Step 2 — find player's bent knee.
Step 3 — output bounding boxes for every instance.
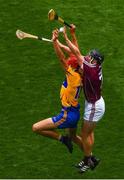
[32,123,39,132]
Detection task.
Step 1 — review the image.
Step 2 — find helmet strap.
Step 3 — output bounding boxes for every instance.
[89,57,94,64]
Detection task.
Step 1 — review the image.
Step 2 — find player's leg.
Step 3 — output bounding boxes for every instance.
[78,121,101,173]
[32,118,61,140]
[68,128,83,151]
[54,106,80,153]
[78,98,105,173]
[75,121,96,169]
[81,120,96,157]
[81,97,105,162]
[87,131,94,146]
[32,116,73,153]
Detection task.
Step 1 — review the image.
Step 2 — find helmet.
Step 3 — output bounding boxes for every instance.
[67,54,79,69]
[89,49,104,64]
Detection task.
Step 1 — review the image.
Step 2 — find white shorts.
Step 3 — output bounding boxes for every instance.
[83,96,105,122]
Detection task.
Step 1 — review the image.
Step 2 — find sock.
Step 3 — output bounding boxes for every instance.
[59,135,69,144]
[59,135,64,142]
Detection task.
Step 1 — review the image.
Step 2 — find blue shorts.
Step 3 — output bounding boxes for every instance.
[52,104,80,129]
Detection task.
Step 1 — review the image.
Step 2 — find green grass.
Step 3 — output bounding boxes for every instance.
[0,0,124,178]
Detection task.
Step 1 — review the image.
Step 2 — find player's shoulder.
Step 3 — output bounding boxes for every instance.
[67,67,81,80]
[66,67,80,81]
[67,66,78,75]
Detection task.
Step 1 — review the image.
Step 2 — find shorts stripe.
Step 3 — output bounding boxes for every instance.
[89,103,95,121]
[54,110,67,126]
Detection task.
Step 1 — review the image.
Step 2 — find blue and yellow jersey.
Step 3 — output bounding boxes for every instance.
[60,66,82,107]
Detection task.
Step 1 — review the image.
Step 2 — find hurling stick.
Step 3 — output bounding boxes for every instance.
[16,30,53,42]
[48,9,72,28]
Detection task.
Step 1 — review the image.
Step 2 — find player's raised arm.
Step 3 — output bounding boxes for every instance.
[63,26,84,68]
[57,40,72,55]
[52,29,68,70]
[70,24,79,49]
[57,25,78,55]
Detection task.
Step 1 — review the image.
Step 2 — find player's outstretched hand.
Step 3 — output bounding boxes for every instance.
[62,26,67,37]
[70,24,76,34]
[52,29,59,41]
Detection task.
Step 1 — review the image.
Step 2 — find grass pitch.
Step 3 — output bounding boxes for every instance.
[0,0,124,179]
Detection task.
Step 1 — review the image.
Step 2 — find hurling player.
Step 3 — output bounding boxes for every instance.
[32,29,83,154]
[63,25,105,173]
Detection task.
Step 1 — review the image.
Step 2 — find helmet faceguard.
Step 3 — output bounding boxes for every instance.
[89,49,104,64]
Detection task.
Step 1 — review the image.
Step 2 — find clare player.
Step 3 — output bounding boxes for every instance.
[32,29,83,154]
[62,25,105,173]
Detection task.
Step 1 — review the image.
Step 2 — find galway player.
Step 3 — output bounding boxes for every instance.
[62,25,105,173]
[32,29,83,154]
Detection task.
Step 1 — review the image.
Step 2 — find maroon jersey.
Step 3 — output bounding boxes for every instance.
[82,56,103,103]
